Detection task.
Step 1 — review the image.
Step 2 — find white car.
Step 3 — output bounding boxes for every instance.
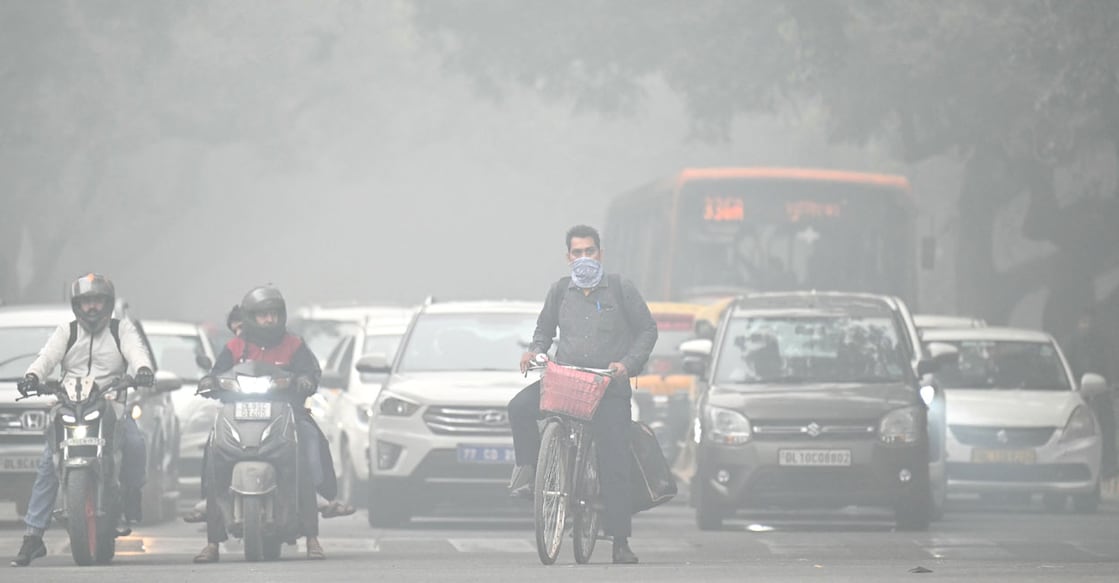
[914,314,986,338]
[143,320,218,491]
[361,300,541,526]
[318,313,413,505]
[924,327,1106,512]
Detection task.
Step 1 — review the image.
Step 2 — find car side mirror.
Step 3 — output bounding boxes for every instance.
[1080,373,1109,399]
[153,370,182,393]
[195,355,214,372]
[355,353,392,375]
[680,339,712,376]
[694,320,717,341]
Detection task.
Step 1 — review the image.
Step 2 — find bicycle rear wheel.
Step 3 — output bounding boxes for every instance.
[534,420,569,565]
[572,440,601,564]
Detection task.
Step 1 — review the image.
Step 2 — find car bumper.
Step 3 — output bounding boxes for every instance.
[946,435,1101,494]
[0,442,45,503]
[697,438,926,508]
[370,419,513,499]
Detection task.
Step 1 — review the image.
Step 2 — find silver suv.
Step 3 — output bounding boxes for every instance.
[360,300,541,526]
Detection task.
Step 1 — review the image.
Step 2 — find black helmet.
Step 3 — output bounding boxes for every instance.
[70,273,116,333]
[240,286,287,347]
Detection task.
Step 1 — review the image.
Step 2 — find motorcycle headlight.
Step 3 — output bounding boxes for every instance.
[1060,406,1098,443]
[237,375,273,394]
[705,407,752,446]
[377,394,419,417]
[83,409,101,421]
[879,407,921,445]
[131,405,143,420]
[61,413,77,424]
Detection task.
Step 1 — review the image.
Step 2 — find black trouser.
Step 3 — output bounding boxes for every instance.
[508,379,633,538]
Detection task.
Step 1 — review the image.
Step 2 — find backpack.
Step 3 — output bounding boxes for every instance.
[65,319,123,357]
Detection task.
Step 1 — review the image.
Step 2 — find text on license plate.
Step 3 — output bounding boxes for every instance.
[235,402,272,420]
[778,449,852,467]
[0,456,40,473]
[457,445,516,464]
[63,437,104,447]
[971,448,1036,464]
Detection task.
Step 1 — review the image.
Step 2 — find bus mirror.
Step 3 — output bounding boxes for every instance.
[921,236,937,270]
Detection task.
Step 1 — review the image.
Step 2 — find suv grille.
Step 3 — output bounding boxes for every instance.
[950,426,1055,448]
[752,420,877,442]
[424,406,511,436]
[0,408,50,435]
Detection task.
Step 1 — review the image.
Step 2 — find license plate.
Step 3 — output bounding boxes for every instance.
[457,445,516,464]
[778,449,852,467]
[971,448,1036,464]
[234,402,272,420]
[0,456,40,473]
[63,437,104,447]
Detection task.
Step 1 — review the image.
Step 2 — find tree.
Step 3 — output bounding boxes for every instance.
[414,0,1119,337]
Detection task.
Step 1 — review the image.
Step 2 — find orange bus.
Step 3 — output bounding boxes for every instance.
[605,167,918,306]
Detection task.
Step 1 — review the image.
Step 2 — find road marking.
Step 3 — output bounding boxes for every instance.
[447,538,534,553]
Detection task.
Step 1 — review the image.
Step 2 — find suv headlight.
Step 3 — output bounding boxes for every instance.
[376,394,420,417]
[879,407,921,445]
[1060,406,1098,443]
[705,407,752,446]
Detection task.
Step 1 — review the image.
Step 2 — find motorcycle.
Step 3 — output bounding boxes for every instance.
[19,375,137,566]
[199,361,307,562]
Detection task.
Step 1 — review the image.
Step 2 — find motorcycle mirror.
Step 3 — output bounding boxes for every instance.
[196,354,214,372]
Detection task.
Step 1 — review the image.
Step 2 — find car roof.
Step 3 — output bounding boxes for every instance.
[921,326,1054,344]
[363,323,409,335]
[142,319,205,336]
[914,314,986,329]
[422,300,543,315]
[731,292,900,317]
[0,304,73,327]
[292,304,415,323]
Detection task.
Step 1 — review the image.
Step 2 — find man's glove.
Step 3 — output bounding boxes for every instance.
[196,375,219,398]
[293,375,317,395]
[17,373,39,397]
[135,367,155,388]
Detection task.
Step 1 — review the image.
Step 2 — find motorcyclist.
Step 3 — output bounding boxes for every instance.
[192,286,332,563]
[10,274,154,567]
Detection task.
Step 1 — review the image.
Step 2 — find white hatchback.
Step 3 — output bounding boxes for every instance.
[924,327,1106,512]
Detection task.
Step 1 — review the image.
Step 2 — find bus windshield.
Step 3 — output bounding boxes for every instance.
[672,178,912,301]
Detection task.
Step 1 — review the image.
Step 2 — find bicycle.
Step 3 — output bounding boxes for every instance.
[529,358,613,565]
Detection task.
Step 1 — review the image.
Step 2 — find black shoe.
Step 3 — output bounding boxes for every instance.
[11,536,46,567]
[508,465,535,499]
[612,538,638,564]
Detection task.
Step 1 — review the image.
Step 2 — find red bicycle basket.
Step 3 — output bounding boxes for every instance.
[539,361,611,421]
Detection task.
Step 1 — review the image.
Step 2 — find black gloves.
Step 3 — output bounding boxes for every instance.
[135,367,155,388]
[17,373,39,397]
[197,376,218,398]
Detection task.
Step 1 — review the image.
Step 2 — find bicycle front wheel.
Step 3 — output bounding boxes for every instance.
[534,420,569,565]
[573,441,601,564]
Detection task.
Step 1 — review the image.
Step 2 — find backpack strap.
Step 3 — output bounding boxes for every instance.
[109,319,122,354]
[66,321,79,354]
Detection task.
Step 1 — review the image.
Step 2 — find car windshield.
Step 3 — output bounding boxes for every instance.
[147,334,209,382]
[363,334,403,362]
[714,314,909,385]
[397,313,536,373]
[0,326,55,379]
[933,340,1071,391]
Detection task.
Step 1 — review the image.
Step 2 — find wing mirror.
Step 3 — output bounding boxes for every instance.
[694,320,717,341]
[918,341,959,376]
[680,338,713,376]
[195,354,214,372]
[355,353,392,375]
[153,370,183,393]
[1080,373,1109,399]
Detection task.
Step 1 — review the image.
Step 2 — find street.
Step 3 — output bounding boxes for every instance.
[3,498,1116,582]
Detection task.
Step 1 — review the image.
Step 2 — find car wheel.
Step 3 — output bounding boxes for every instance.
[694,474,725,531]
[1072,482,1100,514]
[367,477,411,528]
[894,479,932,531]
[1043,493,1067,513]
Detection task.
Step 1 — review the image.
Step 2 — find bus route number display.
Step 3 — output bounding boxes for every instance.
[703,196,745,222]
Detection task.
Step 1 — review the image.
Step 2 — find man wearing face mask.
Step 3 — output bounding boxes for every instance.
[508,225,658,565]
